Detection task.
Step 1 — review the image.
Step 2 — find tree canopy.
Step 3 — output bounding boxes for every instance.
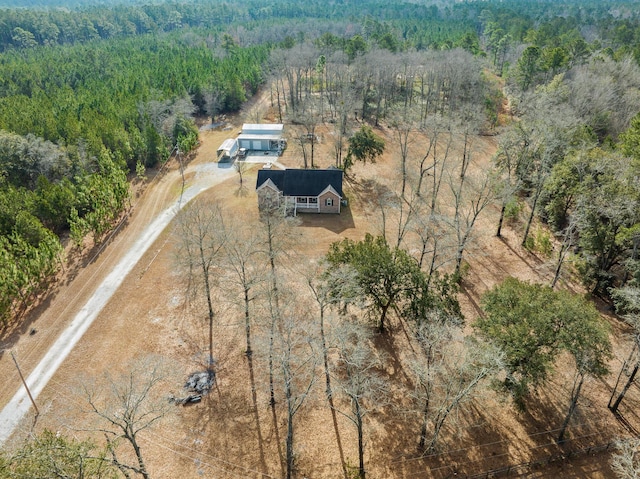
[325,233,460,332]
[476,277,611,407]
[343,125,385,174]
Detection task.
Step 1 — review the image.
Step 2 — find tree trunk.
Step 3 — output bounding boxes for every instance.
[551,243,569,289]
[379,302,391,334]
[244,286,252,356]
[558,372,584,443]
[496,204,506,238]
[267,219,279,407]
[129,436,150,479]
[610,362,639,414]
[201,258,214,370]
[418,393,430,450]
[522,183,542,248]
[320,305,332,398]
[356,401,366,479]
[286,381,294,479]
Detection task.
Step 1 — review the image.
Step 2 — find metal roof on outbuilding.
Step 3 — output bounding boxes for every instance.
[242,123,284,135]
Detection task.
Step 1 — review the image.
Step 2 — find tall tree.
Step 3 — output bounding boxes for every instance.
[332,321,387,479]
[476,277,610,410]
[609,286,640,414]
[80,356,173,479]
[557,299,611,442]
[411,326,502,452]
[326,234,453,333]
[343,125,385,176]
[271,299,317,479]
[221,217,264,357]
[175,201,226,371]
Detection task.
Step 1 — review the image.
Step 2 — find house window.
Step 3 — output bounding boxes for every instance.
[297,197,308,203]
[325,198,334,206]
[309,197,318,204]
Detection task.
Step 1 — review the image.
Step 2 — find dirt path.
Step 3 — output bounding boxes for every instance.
[0,130,238,445]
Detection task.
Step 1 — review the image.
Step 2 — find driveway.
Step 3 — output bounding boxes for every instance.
[0,160,236,445]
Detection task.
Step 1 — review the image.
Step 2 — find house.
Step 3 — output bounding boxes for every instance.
[237,123,286,152]
[256,168,344,215]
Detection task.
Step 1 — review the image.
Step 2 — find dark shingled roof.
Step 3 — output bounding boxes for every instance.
[256,169,343,197]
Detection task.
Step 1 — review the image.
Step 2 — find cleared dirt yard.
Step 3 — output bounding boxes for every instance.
[1,99,639,478]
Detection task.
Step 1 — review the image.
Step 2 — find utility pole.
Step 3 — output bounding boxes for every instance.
[10,351,39,417]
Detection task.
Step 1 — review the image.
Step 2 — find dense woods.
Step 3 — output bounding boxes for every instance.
[2,0,640,477]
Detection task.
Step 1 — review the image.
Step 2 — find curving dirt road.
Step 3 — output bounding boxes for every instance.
[0,130,238,445]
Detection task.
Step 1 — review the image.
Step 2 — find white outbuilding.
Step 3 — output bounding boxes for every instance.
[216,138,239,162]
[237,124,286,152]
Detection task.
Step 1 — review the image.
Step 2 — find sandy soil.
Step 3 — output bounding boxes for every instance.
[1,93,638,478]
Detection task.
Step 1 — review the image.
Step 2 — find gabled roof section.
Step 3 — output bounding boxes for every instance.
[256,169,343,198]
[256,169,286,192]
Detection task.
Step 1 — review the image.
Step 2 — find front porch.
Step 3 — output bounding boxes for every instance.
[293,196,320,215]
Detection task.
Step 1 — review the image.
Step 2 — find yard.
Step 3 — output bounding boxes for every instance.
[1,95,637,478]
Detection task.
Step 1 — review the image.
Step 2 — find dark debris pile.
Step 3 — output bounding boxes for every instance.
[169,370,215,406]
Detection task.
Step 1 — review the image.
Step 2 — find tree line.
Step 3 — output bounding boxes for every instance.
[0,33,268,326]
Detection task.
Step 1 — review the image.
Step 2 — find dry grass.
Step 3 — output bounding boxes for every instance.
[2,96,639,479]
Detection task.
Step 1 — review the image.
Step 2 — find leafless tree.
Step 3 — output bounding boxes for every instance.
[221,216,265,356]
[446,170,496,277]
[565,55,640,139]
[325,58,356,167]
[256,207,301,405]
[408,318,453,451]
[271,299,318,479]
[174,200,227,370]
[331,321,387,479]
[233,159,249,190]
[304,263,334,400]
[203,88,223,123]
[418,115,454,211]
[551,218,578,288]
[80,356,174,479]
[492,125,527,238]
[611,437,640,479]
[410,327,502,452]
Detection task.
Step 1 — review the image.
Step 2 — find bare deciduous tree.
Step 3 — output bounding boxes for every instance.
[80,357,174,479]
[447,170,496,278]
[221,216,264,356]
[410,327,502,452]
[256,207,300,405]
[175,201,226,370]
[332,322,387,479]
[271,300,317,479]
[611,437,640,479]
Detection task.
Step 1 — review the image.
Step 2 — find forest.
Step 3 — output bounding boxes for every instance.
[1,0,640,477]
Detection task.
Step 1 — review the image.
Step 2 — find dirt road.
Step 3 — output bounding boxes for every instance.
[0,132,238,445]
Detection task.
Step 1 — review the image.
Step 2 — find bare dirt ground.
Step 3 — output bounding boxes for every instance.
[1,91,638,478]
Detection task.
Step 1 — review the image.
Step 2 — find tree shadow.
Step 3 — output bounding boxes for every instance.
[0,283,59,356]
[270,401,286,479]
[345,177,395,210]
[498,235,543,272]
[247,355,268,474]
[234,184,249,197]
[328,396,349,479]
[372,324,412,385]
